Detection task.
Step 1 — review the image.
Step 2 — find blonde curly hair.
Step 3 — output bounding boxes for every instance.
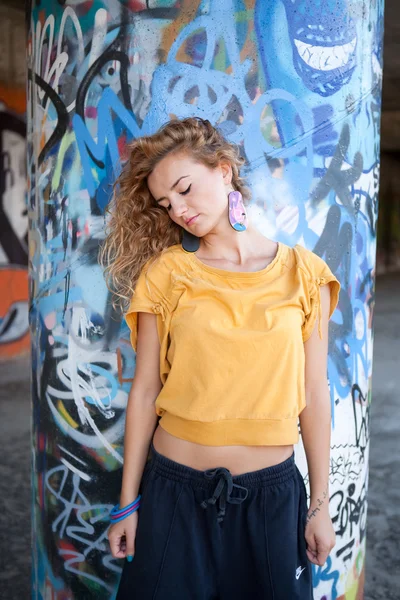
[99,117,250,312]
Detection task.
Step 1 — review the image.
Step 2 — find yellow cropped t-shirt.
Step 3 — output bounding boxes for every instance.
[125,242,341,446]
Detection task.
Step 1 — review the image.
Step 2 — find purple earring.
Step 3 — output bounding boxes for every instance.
[228,190,248,231]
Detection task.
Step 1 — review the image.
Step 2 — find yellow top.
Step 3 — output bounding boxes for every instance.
[125,242,340,446]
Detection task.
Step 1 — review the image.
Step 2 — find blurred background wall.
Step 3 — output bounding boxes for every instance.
[378,4,400,273]
[0,3,29,359]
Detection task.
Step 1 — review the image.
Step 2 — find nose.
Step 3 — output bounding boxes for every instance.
[172,198,188,218]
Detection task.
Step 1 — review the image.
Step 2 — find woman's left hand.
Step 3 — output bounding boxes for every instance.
[304,506,336,567]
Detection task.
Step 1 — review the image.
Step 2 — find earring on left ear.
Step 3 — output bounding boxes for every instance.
[228,190,248,231]
[181,228,200,252]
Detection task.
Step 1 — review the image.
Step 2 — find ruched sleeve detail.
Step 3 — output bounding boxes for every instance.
[295,245,341,342]
[125,257,170,352]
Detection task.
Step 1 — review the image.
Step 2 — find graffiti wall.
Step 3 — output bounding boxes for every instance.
[28,0,384,598]
[0,85,29,359]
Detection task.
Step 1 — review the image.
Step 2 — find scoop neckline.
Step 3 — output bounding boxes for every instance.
[185,241,285,278]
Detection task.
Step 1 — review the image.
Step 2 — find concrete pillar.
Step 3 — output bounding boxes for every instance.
[28,1,384,598]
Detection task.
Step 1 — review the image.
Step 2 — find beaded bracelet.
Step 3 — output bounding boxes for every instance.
[110,495,141,524]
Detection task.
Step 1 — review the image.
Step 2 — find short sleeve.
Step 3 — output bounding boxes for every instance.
[297,246,341,342]
[125,257,170,352]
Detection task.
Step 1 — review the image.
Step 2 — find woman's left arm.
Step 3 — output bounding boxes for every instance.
[299,282,336,567]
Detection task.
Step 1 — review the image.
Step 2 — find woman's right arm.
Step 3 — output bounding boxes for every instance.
[108,311,162,560]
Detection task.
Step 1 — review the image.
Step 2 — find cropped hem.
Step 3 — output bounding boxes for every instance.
[158,412,300,446]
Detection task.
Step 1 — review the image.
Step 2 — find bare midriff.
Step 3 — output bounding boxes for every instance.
[152,425,294,476]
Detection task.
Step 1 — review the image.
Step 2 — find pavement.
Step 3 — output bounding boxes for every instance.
[364,272,400,600]
[0,273,399,600]
[0,352,31,599]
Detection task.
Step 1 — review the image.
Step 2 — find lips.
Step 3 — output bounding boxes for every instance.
[185,215,199,225]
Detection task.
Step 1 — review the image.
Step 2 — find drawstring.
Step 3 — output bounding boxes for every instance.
[200,467,249,523]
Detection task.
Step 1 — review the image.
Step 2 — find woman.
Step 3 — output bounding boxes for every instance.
[100,117,339,599]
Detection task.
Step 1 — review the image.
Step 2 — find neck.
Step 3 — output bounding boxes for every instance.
[198,222,269,263]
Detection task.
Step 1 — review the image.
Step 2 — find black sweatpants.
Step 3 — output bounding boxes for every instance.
[116,445,313,600]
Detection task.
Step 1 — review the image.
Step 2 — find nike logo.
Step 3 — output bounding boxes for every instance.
[295,566,306,580]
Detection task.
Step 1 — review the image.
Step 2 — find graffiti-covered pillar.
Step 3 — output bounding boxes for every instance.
[28,1,384,599]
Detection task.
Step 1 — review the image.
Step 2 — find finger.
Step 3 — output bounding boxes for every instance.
[316,550,329,567]
[125,532,136,563]
[315,544,330,567]
[306,548,318,563]
[305,533,318,564]
[305,533,317,555]
[109,532,126,559]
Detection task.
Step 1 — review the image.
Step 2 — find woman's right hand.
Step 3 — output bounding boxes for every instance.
[108,511,139,562]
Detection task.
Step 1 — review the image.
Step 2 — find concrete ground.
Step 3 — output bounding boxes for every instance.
[364,273,400,599]
[0,352,31,599]
[0,274,399,600]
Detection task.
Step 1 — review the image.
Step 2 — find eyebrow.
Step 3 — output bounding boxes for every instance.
[155,175,189,203]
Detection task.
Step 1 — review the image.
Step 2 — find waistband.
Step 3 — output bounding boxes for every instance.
[149,444,296,491]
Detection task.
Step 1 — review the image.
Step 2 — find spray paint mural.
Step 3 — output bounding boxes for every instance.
[0,88,29,359]
[28,0,384,598]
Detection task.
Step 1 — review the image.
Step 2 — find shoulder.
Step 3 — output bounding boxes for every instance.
[142,244,187,277]
[285,243,341,298]
[289,243,332,279]
[136,244,190,303]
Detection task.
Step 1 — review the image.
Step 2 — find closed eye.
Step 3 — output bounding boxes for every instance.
[163,184,192,211]
[180,184,191,195]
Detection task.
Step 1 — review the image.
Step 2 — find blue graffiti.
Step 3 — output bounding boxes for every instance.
[312,555,340,599]
[282,0,357,95]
